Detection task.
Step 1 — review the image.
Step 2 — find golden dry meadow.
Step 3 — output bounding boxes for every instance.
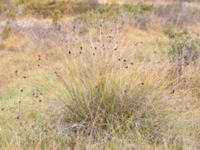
[0,0,200,149]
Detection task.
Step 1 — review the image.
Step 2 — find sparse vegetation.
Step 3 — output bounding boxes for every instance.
[0,0,200,149]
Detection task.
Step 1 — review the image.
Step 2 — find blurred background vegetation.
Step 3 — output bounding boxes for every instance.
[0,0,200,149]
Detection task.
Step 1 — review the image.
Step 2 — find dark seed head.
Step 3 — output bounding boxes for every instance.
[31,125,35,129]
[69,51,71,55]
[16,116,20,120]
[20,89,23,93]
[171,90,175,94]
[23,76,27,79]
[130,62,134,65]
[141,82,144,85]
[125,66,128,69]
[123,59,126,62]
[1,108,4,111]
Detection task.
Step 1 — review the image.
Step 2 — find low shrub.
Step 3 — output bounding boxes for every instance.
[96,3,153,17]
[153,2,200,26]
[167,29,200,74]
[169,32,200,60]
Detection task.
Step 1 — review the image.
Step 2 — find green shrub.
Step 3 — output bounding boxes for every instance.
[96,3,153,16]
[167,30,200,75]
[123,3,153,14]
[168,31,200,60]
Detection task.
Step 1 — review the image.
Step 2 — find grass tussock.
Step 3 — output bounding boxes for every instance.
[0,0,200,149]
[49,26,200,148]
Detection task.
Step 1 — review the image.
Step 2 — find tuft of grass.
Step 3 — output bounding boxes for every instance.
[50,28,173,146]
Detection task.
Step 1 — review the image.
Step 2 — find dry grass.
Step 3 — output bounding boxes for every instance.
[0,1,200,149]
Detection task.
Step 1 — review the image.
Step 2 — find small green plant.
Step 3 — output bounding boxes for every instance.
[6,10,16,20]
[96,4,112,14]
[52,9,62,25]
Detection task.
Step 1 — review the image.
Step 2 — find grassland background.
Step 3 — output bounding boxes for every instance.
[0,0,200,149]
